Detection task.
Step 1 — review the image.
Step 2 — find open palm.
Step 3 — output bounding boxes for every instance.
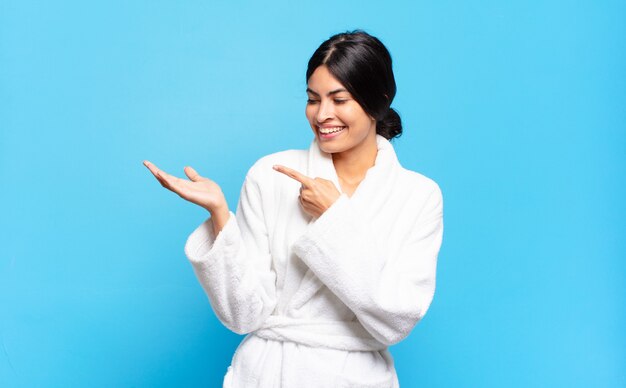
[143,160,226,213]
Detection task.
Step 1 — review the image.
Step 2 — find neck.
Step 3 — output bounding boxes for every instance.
[332,133,378,185]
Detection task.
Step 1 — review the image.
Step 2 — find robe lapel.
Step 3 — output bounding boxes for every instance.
[306,137,343,194]
[287,135,401,316]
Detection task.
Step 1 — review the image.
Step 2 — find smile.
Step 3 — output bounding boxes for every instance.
[318,126,346,134]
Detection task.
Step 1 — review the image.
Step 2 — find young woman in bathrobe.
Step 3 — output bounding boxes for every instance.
[144,30,443,388]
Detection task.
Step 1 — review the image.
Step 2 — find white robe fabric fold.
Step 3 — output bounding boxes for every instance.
[185,135,443,387]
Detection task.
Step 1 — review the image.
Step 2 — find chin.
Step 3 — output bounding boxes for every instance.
[314,132,347,154]
[317,142,345,154]
[318,145,336,154]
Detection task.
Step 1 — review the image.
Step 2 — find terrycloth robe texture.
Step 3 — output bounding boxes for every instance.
[184,135,444,387]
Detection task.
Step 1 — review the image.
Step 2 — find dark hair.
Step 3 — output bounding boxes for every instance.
[306,30,402,140]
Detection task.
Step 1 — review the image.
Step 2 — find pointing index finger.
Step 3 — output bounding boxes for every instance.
[273,165,313,186]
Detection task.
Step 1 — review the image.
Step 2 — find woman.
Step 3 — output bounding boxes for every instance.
[144,30,443,388]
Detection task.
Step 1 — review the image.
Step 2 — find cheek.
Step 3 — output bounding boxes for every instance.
[305,105,316,123]
[341,105,365,126]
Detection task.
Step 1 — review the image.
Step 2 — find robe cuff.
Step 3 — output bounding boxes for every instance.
[184,211,238,263]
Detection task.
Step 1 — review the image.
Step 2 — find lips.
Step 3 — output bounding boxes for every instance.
[318,126,346,134]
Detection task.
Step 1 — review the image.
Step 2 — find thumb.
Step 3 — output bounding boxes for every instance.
[184,166,203,182]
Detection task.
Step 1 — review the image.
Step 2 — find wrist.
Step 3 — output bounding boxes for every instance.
[209,204,230,235]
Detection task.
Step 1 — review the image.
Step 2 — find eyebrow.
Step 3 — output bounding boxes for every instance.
[306,88,348,96]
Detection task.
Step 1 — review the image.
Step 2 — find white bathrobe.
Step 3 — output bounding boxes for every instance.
[184,135,444,388]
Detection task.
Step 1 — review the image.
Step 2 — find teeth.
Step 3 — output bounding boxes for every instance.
[319,126,345,134]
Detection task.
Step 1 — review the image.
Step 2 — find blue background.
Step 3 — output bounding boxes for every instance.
[1,0,624,387]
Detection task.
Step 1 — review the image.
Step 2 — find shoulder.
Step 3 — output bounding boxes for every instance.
[379,135,442,202]
[399,168,442,200]
[395,168,444,219]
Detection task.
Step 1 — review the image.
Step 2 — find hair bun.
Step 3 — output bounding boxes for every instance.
[377,108,402,140]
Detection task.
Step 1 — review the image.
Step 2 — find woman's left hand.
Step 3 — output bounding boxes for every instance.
[273,165,341,219]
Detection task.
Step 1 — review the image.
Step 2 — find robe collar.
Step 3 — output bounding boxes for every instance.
[306,134,401,200]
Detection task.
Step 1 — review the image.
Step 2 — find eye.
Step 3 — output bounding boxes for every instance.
[334,99,347,104]
[307,99,319,105]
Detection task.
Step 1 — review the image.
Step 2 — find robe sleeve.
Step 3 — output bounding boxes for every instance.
[184,168,277,334]
[291,184,444,346]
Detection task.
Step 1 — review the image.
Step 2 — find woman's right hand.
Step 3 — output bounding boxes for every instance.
[143,160,230,232]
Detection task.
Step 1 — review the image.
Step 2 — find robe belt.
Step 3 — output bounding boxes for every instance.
[252,316,386,352]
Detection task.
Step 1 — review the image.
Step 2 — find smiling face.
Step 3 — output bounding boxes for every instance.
[305,65,377,157]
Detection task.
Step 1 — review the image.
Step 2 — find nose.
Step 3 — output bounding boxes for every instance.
[316,99,334,123]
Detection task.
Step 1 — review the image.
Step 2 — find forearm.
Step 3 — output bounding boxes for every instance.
[210,202,230,236]
[185,212,277,334]
[292,192,443,345]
